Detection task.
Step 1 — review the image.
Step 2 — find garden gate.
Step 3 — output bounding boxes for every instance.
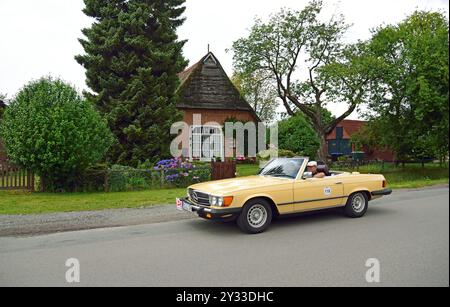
[0,160,34,191]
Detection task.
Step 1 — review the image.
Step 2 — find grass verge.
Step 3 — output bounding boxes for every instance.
[0,188,185,215]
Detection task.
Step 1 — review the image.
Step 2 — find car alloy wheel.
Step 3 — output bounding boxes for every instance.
[351,193,366,213]
[344,192,368,218]
[237,198,273,234]
[247,204,268,228]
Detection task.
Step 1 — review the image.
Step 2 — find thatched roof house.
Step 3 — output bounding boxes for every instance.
[176,52,259,160]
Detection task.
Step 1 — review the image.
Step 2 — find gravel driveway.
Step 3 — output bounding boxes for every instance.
[0,205,193,237]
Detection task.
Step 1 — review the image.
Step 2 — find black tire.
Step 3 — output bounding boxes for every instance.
[237,198,273,234]
[344,192,369,218]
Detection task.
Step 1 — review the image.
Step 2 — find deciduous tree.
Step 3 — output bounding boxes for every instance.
[363,11,449,163]
[232,0,377,161]
[0,77,113,191]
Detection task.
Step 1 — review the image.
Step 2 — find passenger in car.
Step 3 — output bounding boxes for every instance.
[306,161,326,178]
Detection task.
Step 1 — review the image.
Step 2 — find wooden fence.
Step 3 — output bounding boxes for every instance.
[211,160,236,181]
[0,161,34,191]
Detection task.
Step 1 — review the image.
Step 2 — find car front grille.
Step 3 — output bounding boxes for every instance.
[188,188,210,206]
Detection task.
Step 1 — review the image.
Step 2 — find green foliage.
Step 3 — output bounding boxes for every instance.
[363,11,449,161]
[257,148,299,162]
[76,0,188,166]
[0,77,113,191]
[231,71,278,123]
[231,0,374,161]
[277,113,320,158]
[107,164,210,192]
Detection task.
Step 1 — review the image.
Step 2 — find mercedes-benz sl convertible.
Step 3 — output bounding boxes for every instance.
[176,157,392,234]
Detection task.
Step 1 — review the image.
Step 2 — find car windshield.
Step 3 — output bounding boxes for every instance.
[259,158,305,179]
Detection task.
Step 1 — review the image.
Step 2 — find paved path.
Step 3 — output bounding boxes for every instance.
[0,187,448,286]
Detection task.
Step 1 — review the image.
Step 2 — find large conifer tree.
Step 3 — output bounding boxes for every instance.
[76,0,187,166]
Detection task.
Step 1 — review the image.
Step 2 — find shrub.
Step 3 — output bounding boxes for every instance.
[154,158,209,187]
[0,77,113,191]
[104,160,211,192]
[257,148,299,161]
[277,114,320,158]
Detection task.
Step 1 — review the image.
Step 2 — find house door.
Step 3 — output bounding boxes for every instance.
[190,126,223,161]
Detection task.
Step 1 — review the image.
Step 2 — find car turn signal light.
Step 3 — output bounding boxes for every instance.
[222,196,234,207]
[382,180,387,188]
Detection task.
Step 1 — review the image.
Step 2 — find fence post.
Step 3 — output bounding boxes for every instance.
[160,170,164,188]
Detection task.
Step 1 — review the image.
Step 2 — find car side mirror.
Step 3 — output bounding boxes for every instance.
[302,171,313,179]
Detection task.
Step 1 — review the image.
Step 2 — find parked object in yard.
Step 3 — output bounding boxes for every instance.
[176,157,392,234]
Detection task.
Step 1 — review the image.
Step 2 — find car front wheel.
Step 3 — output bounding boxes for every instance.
[344,192,368,218]
[237,199,272,234]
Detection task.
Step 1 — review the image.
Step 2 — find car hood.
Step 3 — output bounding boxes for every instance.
[188,175,291,196]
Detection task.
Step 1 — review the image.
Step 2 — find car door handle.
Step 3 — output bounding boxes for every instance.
[335,182,343,185]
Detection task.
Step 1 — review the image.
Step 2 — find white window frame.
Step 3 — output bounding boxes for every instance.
[189,125,224,161]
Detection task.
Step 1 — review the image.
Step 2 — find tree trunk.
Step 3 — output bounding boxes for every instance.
[316,133,328,163]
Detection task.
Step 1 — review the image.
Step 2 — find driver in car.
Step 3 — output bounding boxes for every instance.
[306,161,326,178]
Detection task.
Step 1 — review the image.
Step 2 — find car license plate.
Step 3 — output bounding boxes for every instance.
[176,198,192,212]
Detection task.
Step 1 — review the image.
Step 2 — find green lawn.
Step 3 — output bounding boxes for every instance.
[333,162,449,189]
[0,188,185,215]
[0,162,447,215]
[236,163,260,177]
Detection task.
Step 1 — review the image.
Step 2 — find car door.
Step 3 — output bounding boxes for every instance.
[293,176,345,212]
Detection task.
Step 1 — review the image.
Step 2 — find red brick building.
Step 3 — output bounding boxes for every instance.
[176,52,259,160]
[326,119,395,161]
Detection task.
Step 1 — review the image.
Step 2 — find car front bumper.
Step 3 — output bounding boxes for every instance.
[178,198,242,221]
[371,188,393,196]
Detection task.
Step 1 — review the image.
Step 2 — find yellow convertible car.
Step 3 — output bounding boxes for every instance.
[176,157,392,234]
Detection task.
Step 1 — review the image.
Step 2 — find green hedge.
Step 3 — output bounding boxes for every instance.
[77,164,211,192]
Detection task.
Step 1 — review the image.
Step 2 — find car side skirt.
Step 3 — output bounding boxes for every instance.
[277,195,349,206]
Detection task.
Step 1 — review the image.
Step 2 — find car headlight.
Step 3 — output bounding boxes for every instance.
[209,195,233,207]
[210,196,218,206]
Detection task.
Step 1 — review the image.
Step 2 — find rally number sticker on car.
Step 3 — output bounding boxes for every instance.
[324,187,332,196]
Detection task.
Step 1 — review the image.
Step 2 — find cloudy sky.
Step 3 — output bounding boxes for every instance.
[0,0,448,119]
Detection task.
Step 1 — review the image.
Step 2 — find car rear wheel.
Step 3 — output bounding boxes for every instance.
[344,192,368,218]
[237,199,272,234]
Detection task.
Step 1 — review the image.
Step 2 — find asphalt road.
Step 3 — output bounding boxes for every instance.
[0,186,448,287]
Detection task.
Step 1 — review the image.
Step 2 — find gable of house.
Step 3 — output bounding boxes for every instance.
[326,119,395,161]
[177,52,258,118]
[326,120,365,141]
[176,52,259,161]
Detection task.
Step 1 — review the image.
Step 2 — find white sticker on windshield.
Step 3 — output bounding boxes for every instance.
[324,187,332,195]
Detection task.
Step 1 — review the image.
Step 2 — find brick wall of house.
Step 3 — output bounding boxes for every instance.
[180,108,257,125]
[178,108,258,159]
[326,120,396,162]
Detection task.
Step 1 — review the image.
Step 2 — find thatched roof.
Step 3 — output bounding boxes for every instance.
[177,52,257,116]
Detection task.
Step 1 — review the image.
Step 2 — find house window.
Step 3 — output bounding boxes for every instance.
[191,126,223,161]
